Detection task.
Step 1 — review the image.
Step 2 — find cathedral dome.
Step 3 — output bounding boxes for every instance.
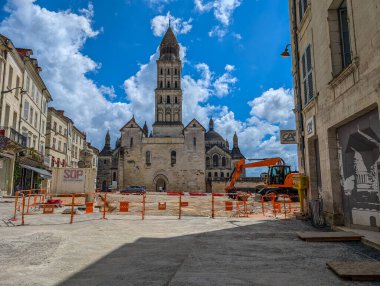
[205,117,226,147]
[205,130,224,142]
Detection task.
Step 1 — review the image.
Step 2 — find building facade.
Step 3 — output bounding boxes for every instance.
[0,36,27,195]
[288,0,380,228]
[97,27,247,193]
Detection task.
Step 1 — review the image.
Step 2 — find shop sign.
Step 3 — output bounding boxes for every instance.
[306,116,315,138]
[280,130,297,144]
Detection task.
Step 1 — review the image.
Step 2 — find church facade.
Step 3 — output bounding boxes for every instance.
[97,27,245,192]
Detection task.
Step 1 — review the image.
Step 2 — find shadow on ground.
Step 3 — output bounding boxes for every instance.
[57,219,380,286]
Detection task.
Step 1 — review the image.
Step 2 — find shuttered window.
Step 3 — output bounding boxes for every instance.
[301,45,314,105]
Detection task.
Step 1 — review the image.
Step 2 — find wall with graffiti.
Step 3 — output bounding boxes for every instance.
[337,109,380,227]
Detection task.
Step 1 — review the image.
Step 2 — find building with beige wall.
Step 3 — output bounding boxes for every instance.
[288,0,380,228]
[0,35,26,195]
[71,126,85,168]
[45,107,71,168]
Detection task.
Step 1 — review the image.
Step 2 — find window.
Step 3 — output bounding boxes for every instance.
[175,97,178,104]
[58,141,61,152]
[53,122,57,132]
[15,76,20,98]
[104,159,107,164]
[64,143,67,153]
[23,100,29,120]
[226,173,229,178]
[59,126,62,134]
[213,154,219,167]
[301,45,314,105]
[130,137,133,147]
[159,96,162,103]
[208,172,211,177]
[338,1,351,69]
[4,105,10,127]
[146,151,151,165]
[12,112,17,129]
[175,81,178,88]
[160,81,163,88]
[298,0,308,22]
[221,172,224,178]
[193,137,196,146]
[29,107,33,124]
[167,81,170,88]
[167,96,170,103]
[53,138,56,149]
[26,76,30,93]
[34,113,38,128]
[160,68,163,75]
[206,156,210,167]
[222,157,226,167]
[7,65,13,89]
[41,120,45,134]
[175,68,178,75]
[31,84,35,101]
[214,172,218,177]
[171,150,176,165]
[64,129,67,136]
[113,172,117,181]
[167,68,170,75]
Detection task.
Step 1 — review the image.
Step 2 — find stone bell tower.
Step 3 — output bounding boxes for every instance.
[153,25,183,137]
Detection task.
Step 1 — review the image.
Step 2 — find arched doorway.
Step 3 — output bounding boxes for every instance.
[154,174,169,192]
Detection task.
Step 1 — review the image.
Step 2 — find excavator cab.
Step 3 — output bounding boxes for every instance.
[267,165,291,185]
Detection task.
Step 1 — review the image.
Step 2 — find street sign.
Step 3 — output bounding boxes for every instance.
[280,130,297,144]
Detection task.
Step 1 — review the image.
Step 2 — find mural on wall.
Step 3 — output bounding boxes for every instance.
[337,109,380,227]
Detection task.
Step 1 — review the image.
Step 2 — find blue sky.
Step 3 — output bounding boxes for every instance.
[0,0,297,171]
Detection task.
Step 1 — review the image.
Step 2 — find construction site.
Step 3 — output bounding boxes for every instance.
[0,0,380,284]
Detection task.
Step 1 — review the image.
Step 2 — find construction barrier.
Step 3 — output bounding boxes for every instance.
[11,190,301,225]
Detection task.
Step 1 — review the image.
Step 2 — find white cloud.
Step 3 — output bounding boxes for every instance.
[232,32,242,40]
[195,0,242,38]
[151,12,192,37]
[0,0,297,172]
[248,88,295,129]
[146,0,174,12]
[0,0,132,146]
[99,85,116,99]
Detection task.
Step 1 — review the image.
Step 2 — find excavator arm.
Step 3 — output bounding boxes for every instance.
[224,157,284,192]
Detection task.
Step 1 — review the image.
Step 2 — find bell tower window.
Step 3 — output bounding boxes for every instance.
[167,96,170,103]
[167,68,170,75]
[175,81,178,88]
[167,81,170,88]
[160,68,163,75]
[160,81,163,88]
[175,97,178,103]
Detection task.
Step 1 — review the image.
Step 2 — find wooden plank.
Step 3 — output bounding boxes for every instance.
[327,261,380,281]
[297,231,363,242]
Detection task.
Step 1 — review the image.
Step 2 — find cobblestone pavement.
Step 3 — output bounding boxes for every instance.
[1,198,380,286]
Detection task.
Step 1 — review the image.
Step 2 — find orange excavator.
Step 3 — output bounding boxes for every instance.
[225,157,298,199]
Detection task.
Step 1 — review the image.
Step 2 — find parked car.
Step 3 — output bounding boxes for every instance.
[120,186,146,194]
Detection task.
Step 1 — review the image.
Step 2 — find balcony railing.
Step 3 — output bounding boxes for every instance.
[0,126,27,147]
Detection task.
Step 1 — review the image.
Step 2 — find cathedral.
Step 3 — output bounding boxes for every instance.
[97,26,245,192]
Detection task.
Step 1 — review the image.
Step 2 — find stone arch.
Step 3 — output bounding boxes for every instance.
[153,174,169,192]
[157,108,163,121]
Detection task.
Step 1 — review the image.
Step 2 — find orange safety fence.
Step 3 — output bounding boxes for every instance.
[260,193,299,218]
[12,190,301,225]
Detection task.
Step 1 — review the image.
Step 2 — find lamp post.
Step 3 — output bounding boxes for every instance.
[281,43,306,173]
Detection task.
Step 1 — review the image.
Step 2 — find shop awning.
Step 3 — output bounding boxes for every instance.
[20,164,52,179]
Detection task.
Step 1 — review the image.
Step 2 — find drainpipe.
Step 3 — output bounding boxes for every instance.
[291,0,306,172]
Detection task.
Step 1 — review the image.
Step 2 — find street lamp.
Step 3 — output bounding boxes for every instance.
[280,44,291,58]
[1,87,26,95]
